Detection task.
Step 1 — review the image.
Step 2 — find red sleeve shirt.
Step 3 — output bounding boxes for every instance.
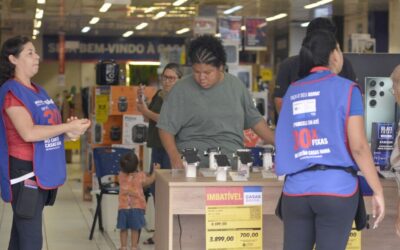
[2,91,33,161]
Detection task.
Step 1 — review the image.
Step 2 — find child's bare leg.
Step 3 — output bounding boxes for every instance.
[130,229,139,249]
[120,229,128,250]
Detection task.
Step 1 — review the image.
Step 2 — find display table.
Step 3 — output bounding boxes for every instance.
[154,169,399,250]
[155,170,283,250]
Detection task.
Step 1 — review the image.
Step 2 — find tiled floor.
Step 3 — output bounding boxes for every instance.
[0,155,155,250]
[2,153,400,249]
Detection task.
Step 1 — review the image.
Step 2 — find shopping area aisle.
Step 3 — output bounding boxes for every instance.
[0,155,155,250]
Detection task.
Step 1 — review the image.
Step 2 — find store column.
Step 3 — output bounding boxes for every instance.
[389,0,400,53]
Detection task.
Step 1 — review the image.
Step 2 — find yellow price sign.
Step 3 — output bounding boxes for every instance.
[206,187,263,250]
[95,94,109,123]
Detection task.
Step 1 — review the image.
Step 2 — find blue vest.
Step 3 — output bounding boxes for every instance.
[0,80,66,202]
[275,70,359,195]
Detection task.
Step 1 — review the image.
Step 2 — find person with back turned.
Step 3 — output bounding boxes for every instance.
[275,30,384,250]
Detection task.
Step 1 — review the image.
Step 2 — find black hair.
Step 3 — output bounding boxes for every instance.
[0,35,31,86]
[188,35,226,68]
[163,62,183,79]
[298,30,337,78]
[120,151,139,174]
[306,17,336,35]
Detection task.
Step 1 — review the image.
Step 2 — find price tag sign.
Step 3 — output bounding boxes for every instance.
[206,186,263,250]
[346,226,361,250]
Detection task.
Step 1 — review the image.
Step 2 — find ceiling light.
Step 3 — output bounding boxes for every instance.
[215,33,221,37]
[34,20,42,28]
[122,30,134,37]
[241,25,246,31]
[153,11,167,20]
[33,29,40,36]
[176,27,190,34]
[223,5,243,15]
[35,8,44,19]
[144,7,155,13]
[128,61,161,66]
[266,13,287,22]
[32,36,37,40]
[89,17,100,24]
[173,0,188,6]
[37,0,46,4]
[304,0,333,9]
[135,22,148,30]
[81,26,91,33]
[99,3,112,12]
[301,22,310,27]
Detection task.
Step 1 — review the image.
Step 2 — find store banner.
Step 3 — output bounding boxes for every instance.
[193,17,217,36]
[206,186,263,250]
[219,16,242,43]
[43,35,185,61]
[244,18,267,51]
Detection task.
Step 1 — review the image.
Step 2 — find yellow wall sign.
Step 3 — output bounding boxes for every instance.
[206,186,263,250]
[64,139,80,150]
[95,86,110,123]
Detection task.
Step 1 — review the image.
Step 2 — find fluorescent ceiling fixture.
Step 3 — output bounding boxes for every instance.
[34,20,42,28]
[35,8,44,19]
[81,26,91,33]
[37,0,46,4]
[122,30,134,37]
[153,11,167,20]
[304,0,333,9]
[135,22,148,30]
[258,22,267,28]
[223,5,243,15]
[32,35,37,40]
[215,33,221,38]
[128,61,160,66]
[266,13,287,22]
[33,29,40,36]
[173,0,188,6]
[89,17,100,24]
[176,27,190,34]
[301,22,310,27]
[99,3,112,12]
[144,7,155,13]
[241,25,246,31]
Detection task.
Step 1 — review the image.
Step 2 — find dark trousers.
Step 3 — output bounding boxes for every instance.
[8,157,48,250]
[146,147,171,199]
[282,192,358,250]
[9,186,47,250]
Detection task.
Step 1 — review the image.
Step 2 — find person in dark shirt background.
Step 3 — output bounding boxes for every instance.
[274,17,357,114]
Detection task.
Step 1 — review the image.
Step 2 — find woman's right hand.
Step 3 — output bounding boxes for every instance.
[67,118,91,136]
[371,191,385,229]
[171,155,184,169]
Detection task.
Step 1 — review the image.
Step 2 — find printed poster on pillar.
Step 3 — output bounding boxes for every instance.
[205,186,263,250]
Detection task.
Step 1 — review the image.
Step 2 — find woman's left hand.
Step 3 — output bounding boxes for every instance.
[136,100,148,113]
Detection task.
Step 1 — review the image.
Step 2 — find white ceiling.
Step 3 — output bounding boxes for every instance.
[0,0,390,37]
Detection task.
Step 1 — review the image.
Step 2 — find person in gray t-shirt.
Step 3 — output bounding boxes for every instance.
[157,35,274,168]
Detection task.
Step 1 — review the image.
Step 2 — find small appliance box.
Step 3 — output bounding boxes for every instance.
[371,122,395,170]
[122,115,148,145]
[109,86,158,115]
[109,86,136,115]
[91,115,123,145]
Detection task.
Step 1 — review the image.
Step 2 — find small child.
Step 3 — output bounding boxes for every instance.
[117,151,159,250]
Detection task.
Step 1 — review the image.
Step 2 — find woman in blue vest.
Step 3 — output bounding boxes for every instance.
[275,30,385,250]
[0,36,91,250]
